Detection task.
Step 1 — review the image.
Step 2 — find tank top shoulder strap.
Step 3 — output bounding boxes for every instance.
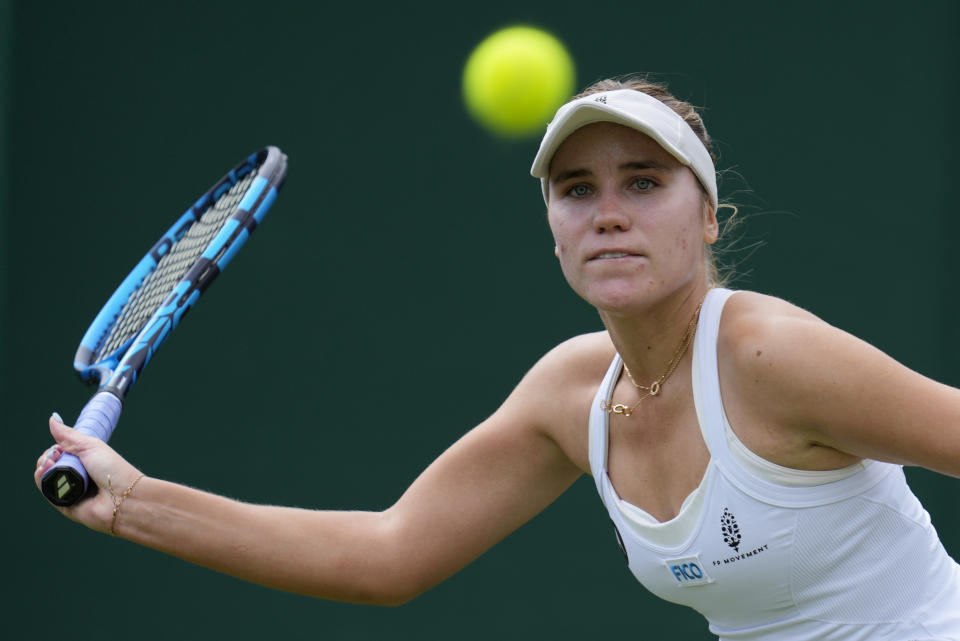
[589,289,734,494]
[588,352,623,496]
[691,287,737,458]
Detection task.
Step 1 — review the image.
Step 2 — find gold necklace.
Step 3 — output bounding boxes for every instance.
[601,301,703,417]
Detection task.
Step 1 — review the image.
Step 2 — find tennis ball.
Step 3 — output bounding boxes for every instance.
[462,26,575,138]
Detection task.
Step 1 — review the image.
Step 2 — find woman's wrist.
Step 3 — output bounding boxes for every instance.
[106,473,147,537]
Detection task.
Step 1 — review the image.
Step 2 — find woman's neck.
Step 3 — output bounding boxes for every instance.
[599,282,712,384]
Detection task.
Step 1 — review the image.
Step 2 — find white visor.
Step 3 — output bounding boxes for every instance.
[530,89,717,209]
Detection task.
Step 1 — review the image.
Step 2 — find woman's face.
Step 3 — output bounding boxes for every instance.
[546,122,718,315]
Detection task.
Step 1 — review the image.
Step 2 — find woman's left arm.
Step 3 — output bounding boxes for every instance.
[720,292,960,478]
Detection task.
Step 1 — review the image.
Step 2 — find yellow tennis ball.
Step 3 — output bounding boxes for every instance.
[462,26,575,138]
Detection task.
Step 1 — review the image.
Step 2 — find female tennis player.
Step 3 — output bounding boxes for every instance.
[36,76,960,639]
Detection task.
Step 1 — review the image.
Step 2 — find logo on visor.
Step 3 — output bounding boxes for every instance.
[595,95,607,104]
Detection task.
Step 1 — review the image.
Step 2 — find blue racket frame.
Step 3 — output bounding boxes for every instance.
[41,146,287,506]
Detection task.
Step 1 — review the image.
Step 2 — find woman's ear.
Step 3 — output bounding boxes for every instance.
[703,203,719,244]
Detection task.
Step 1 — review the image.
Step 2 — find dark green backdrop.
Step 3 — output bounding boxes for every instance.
[3,2,958,639]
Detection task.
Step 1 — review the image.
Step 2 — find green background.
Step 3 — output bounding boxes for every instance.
[3,2,958,638]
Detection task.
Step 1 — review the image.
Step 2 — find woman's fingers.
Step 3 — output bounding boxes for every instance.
[34,413,71,484]
[36,443,62,468]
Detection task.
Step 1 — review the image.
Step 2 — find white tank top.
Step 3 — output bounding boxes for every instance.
[588,288,960,640]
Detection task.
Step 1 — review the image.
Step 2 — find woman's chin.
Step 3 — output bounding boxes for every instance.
[583,288,656,316]
[581,278,703,318]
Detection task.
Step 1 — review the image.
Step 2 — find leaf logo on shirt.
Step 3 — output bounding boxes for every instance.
[721,508,742,552]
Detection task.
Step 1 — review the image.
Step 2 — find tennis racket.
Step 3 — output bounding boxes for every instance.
[40,146,288,506]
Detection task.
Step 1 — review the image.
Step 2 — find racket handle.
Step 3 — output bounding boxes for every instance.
[40,391,123,506]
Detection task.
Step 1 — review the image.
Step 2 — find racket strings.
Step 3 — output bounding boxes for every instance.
[95,172,256,359]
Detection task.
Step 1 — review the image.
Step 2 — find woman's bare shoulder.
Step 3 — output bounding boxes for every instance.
[496,331,615,471]
[718,290,831,395]
[532,331,618,386]
[718,290,833,360]
[716,291,870,467]
[718,289,960,475]
[723,290,820,330]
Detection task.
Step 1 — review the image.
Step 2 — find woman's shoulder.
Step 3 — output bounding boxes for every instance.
[715,289,960,472]
[717,289,856,428]
[724,289,818,319]
[535,331,618,383]
[717,289,839,396]
[715,290,862,465]
[720,289,824,347]
[509,331,616,472]
[506,331,617,421]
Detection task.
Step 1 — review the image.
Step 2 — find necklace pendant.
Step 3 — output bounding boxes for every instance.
[649,381,661,396]
[611,403,632,416]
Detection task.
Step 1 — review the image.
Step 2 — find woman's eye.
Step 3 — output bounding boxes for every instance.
[633,178,656,191]
[568,184,592,197]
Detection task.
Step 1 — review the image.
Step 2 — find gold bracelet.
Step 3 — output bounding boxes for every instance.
[107,473,144,537]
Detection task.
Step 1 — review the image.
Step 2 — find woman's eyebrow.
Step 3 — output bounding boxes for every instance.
[620,160,674,172]
[551,159,676,187]
[551,168,591,185]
